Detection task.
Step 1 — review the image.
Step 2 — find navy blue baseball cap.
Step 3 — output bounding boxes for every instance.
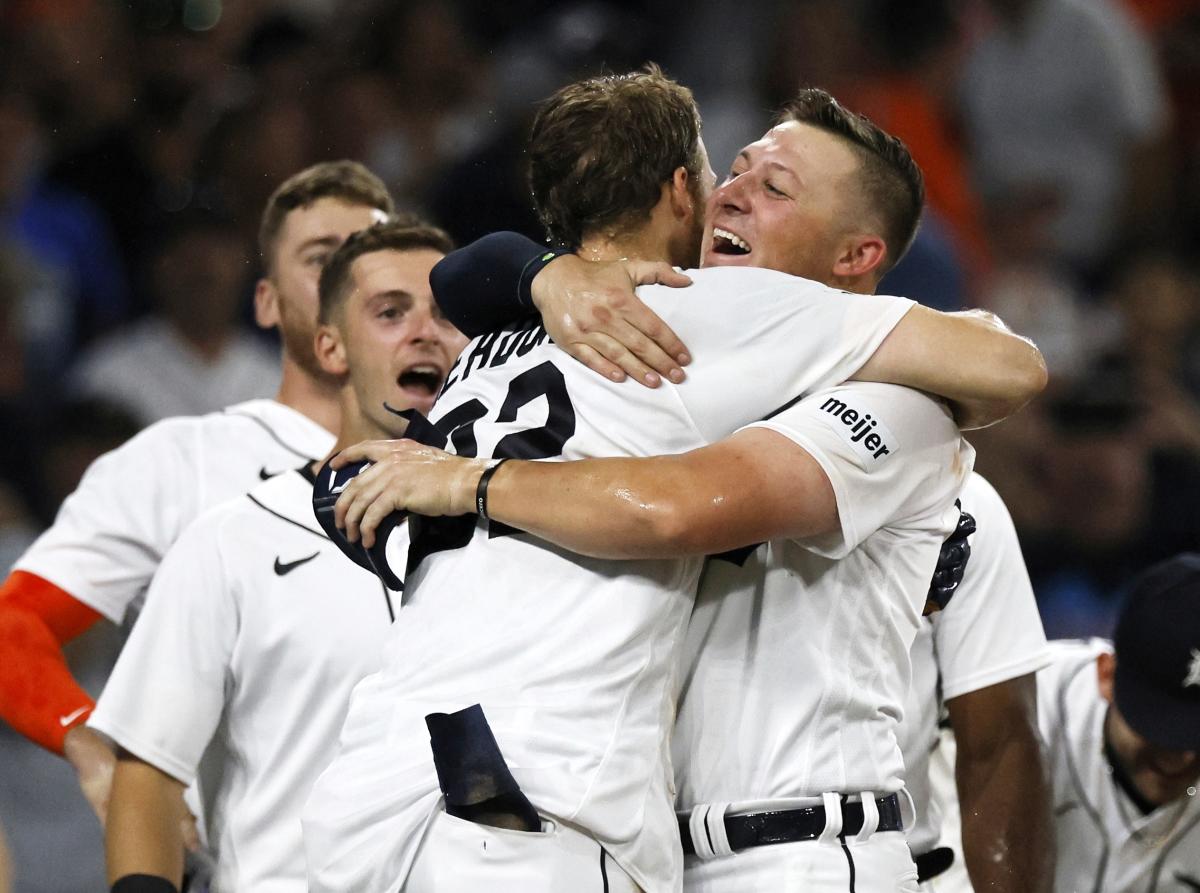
[1113,553,1200,752]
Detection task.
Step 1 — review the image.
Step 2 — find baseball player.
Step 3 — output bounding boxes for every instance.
[411,95,1056,892]
[0,161,391,821]
[303,74,1040,892]
[1036,554,1200,892]
[93,221,467,893]
[434,254,1054,892]
[898,472,1052,892]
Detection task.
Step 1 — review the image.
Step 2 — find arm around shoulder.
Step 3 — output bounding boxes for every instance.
[485,428,837,559]
[852,305,1048,429]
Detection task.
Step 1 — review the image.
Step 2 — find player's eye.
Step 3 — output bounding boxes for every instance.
[305,253,331,268]
[766,182,789,198]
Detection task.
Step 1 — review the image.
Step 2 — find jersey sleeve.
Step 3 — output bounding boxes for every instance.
[429,232,549,336]
[13,417,200,623]
[743,382,971,559]
[932,474,1050,701]
[0,572,103,753]
[87,509,237,785]
[640,268,915,443]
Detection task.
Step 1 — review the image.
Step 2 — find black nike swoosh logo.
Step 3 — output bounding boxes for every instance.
[1176,872,1200,891]
[274,552,320,576]
[259,466,282,480]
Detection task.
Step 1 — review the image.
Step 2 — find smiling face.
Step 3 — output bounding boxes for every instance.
[258,197,388,380]
[321,248,466,435]
[702,121,873,286]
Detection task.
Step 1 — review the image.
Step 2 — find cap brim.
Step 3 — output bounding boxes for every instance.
[1114,670,1200,752]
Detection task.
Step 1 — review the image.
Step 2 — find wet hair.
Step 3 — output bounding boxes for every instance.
[528,64,704,249]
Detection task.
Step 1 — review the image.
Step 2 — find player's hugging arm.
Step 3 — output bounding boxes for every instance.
[490,433,840,559]
[430,231,693,388]
[333,385,957,562]
[431,232,1047,429]
[333,432,836,559]
[850,304,1048,429]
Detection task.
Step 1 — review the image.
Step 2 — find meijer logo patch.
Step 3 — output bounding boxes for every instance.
[819,396,897,464]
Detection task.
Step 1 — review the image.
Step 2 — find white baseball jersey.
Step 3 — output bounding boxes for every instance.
[303,266,917,893]
[1037,639,1200,893]
[673,383,971,814]
[14,399,335,621]
[89,470,402,893]
[900,472,1050,857]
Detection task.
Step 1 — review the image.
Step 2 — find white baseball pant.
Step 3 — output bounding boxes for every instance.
[403,811,641,892]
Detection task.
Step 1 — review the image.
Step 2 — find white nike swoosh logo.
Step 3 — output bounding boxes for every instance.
[59,706,90,727]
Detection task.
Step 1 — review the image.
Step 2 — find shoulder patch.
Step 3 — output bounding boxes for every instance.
[816,394,898,465]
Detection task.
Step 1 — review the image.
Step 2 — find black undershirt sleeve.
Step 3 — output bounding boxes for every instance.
[429,231,569,337]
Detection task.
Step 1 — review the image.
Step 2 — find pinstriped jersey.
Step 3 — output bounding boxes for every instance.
[1038,640,1200,893]
[303,266,917,893]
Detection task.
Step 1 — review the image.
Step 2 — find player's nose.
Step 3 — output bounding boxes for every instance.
[407,305,444,343]
[714,175,751,214]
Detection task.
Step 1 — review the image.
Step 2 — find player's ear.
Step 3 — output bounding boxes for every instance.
[1096,652,1116,702]
[831,234,887,286]
[314,322,349,377]
[255,277,281,330]
[668,166,697,220]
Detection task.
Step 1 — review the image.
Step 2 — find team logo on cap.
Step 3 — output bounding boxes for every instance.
[1185,648,1200,689]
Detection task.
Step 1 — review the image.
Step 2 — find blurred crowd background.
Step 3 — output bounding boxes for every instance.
[1,0,1200,886]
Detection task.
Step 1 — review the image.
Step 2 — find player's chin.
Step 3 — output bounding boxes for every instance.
[1138,762,1200,802]
[385,387,438,418]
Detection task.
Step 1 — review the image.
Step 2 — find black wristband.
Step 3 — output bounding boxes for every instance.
[112,875,180,893]
[517,246,572,309]
[475,459,511,520]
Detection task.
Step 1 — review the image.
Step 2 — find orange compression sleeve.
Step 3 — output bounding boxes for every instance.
[0,571,104,754]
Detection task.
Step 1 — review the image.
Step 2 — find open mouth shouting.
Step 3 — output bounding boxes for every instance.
[383,360,448,421]
[397,363,443,396]
[710,226,752,258]
[396,362,445,402]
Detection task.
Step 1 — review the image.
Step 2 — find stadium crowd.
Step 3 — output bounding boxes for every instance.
[2,0,1200,889]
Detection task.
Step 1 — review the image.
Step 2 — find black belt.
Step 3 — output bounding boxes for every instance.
[680,794,903,856]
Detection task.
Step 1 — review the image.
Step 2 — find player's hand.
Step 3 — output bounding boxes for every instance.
[531,254,693,387]
[63,724,115,824]
[331,440,488,546]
